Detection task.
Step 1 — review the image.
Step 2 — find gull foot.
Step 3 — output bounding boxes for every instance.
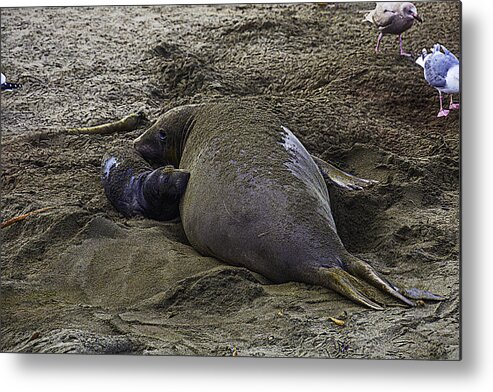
[449,103,460,110]
[437,109,450,117]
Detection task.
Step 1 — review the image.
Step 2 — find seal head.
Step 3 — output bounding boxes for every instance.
[133,105,200,168]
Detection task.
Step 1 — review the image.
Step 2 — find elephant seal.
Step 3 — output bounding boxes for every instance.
[101,149,189,221]
[131,102,443,310]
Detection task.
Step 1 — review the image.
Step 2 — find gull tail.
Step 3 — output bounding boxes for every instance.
[363,10,375,23]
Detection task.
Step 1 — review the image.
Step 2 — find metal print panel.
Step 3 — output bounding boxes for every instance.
[0,1,460,359]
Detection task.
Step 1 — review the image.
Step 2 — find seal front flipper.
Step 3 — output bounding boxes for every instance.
[101,150,190,221]
[311,155,378,191]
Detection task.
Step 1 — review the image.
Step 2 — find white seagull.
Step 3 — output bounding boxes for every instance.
[1,73,22,91]
[416,44,460,117]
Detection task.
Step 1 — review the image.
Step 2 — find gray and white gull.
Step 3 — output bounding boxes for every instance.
[365,2,422,56]
[416,44,460,117]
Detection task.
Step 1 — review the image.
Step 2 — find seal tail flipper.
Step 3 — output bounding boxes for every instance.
[344,256,416,307]
[400,287,445,301]
[344,254,445,305]
[316,255,445,309]
[322,268,385,310]
[311,155,378,191]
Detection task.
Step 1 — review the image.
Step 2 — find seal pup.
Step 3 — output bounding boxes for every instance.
[101,149,189,221]
[132,102,443,309]
[365,2,422,56]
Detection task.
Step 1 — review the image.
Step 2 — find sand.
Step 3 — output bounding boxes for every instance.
[0,2,460,358]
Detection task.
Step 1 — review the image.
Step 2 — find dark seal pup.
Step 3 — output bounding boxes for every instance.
[130,102,442,310]
[101,148,189,221]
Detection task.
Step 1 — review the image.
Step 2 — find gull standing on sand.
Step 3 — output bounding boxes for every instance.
[416,44,460,117]
[365,2,422,56]
[1,73,22,91]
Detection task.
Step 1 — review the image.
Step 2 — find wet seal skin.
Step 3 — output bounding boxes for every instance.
[133,101,444,310]
[101,149,189,221]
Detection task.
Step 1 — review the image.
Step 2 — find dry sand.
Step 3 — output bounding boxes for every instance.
[1,2,460,358]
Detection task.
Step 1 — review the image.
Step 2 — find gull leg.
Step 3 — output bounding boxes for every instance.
[449,95,460,110]
[437,91,450,117]
[375,32,383,54]
[399,35,412,57]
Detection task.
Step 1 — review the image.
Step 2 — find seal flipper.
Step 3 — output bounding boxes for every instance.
[315,254,444,309]
[321,268,385,310]
[139,166,190,220]
[399,287,445,301]
[343,255,416,307]
[311,155,378,191]
[344,255,446,304]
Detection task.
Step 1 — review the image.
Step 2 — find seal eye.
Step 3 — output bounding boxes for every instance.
[159,131,167,142]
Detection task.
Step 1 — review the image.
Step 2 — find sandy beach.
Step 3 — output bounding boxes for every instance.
[1,2,460,358]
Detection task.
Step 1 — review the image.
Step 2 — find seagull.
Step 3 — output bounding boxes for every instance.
[365,2,422,56]
[416,44,460,117]
[1,73,22,91]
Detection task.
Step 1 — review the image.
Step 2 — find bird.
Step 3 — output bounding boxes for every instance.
[1,73,22,91]
[365,2,422,57]
[415,44,460,117]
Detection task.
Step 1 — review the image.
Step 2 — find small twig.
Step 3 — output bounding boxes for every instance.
[1,207,55,229]
[66,112,147,135]
[329,317,345,327]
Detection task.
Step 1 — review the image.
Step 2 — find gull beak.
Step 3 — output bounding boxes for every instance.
[413,13,423,23]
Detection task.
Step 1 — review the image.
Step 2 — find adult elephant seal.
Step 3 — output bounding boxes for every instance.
[132,102,443,310]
